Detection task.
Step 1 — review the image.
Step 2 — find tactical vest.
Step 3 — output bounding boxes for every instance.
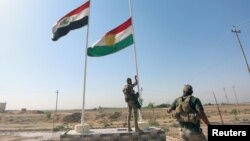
[123,85,135,102]
[172,95,200,124]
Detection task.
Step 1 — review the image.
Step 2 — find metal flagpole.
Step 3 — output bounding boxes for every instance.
[128,0,140,95]
[128,0,142,122]
[81,0,91,125]
[213,92,224,125]
[232,26,250,76]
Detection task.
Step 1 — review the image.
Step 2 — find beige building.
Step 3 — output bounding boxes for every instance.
[0,102,6,112]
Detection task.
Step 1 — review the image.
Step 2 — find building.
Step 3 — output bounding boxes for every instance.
[0,102,6,112]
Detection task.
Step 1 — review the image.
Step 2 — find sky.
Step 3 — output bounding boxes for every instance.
[0,0,250,110]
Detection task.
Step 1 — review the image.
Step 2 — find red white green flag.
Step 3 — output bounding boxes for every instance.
[87,18,134,57]
[52,0,90,41]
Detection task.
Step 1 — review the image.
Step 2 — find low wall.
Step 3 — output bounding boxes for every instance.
[60,127,166,141]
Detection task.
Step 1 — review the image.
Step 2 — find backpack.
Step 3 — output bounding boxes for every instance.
[172,95,200,123]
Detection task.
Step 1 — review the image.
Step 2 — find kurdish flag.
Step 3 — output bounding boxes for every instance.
[52,0,90,41]
[87,18,134,57]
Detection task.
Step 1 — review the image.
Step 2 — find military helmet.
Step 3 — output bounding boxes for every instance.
[183,84,193,94]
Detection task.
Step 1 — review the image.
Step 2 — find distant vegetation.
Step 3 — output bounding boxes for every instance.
[230,109,239,121]
[145,103,171,108]
[44,111,51,119]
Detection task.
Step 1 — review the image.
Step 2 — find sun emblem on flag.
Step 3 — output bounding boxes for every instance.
[104,34,115,46]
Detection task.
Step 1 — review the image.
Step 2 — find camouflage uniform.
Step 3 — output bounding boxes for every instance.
[169,85,207,141]
[123,78,141,132]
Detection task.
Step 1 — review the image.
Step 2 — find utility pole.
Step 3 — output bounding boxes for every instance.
[232,86,239,105]
[232,26,250,76]
[223,88,229,104]
[213,92,224,125]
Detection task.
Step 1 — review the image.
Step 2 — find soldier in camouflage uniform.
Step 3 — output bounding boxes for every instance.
[167,84,210,141]
[123,75,142,132]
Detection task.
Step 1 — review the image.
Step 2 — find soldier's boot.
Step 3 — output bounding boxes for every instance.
[127,110,132,131]
[134,111,142,132]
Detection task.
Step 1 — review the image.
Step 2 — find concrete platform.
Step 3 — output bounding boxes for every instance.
[60,127,166,141]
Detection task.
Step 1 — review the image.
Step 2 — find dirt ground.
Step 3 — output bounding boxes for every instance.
[0,104,250,141]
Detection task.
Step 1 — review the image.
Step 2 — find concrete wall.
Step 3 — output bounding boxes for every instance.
[0,103,6,112]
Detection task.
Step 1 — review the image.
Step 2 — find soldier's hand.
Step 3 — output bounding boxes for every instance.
[135,75,138,80]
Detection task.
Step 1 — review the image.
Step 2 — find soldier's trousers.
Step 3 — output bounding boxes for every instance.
[179,127,207,141]
[127,101,139,130]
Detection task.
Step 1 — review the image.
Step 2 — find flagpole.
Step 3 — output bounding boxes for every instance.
[81,0,91,125]
[129,0,143,122]
[129,0,140,97]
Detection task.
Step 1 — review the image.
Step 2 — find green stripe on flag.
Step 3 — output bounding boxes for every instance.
[87,34,134,57]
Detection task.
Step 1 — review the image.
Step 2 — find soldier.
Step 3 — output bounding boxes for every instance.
[123,75,142,132]
[167,84,210,141]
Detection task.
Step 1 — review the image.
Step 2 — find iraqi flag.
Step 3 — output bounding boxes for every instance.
[87,18,134,57]
[52,0,90,41]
